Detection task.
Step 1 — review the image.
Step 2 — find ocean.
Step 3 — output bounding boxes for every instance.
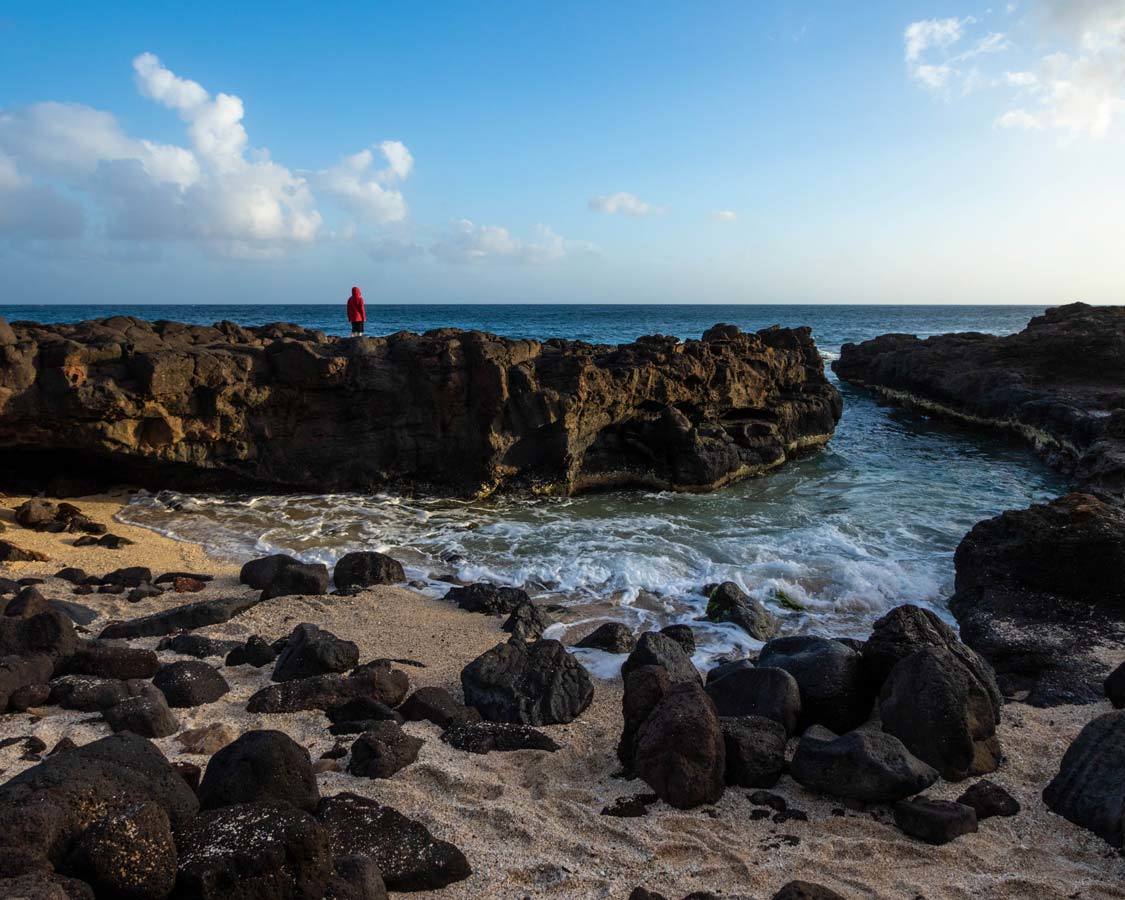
[1,304,1065,674]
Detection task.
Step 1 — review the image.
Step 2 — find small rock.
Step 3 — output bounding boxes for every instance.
[956,779,1020,819]
[502,599,555,641]
[749,790,787,812]
[176,723,240,755]
[173,576,207,593]
[333,551,406,590]
[1105,661,1125,709]
[622,631,699,684]
[348,721,424,779]
[660,624,696,655]
[240,553,301,588]
[893,797,978,844]
[225,635,277,667]
[398,686,480,728]
[128,584,164,602]
[444,582,529,615]
[153,659,231,707]
[575,622,636,654]
[199,729,320,812]
[67,801,177,900]
[103,690,179,738]
[158,632,242,658]
[261,561,330,600]
[705,581,781,641]
[440,721,559,754]
[272,623,359,682]
[790,728,939,803]
[602,793,657,818]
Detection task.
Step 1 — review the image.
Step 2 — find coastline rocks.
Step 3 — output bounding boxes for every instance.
[333,551,405,590]
[157,633,242,659]
[0,603,77,663]
[461,639,594,726]
[174,802,331,900]
[326,855,388,900]
[0,319,841,497]
[225,635,277,668]
[176,723,239,756]
[14,499,102,535]
[199,730,319,813]
[66,801,177,900]
[704,582,780,641]
[0,540,49,562]
[260,561,329,600]
[0,654,56,711]
[247,662,410,714]
[790,728,939,802]
[502,600,554,642]
[893,797,978,845]
[720,715,787,788]
[99,595,266,640]
[398,686,480,728]
[575,622,636,654]
[634,681,725,809]
[50,675,152,711]
[315,792,471,891]
[62,641,159,680]
[618,665,671,770]
[704,666,802,735]
[879,646,1001,781]
[1043,710,1125,847]
[152,660,231,708]
[239,554,300,590]
[272,623,359,682]
[758,636,872,733]
[956,779,1020,820]
[440,721,559,754]
[103,690,179,738]
[445,583,529,616]
[951,493,1125,706]
[621,631,699,685]
[347,722,423,779]
[0,871,96,899]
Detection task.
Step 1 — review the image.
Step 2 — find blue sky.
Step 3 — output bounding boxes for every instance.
[1,0,1123,304]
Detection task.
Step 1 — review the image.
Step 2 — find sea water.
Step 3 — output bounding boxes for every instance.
[1,304,1066,673]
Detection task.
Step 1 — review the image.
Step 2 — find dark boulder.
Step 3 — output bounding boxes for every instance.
[660,624,696,656]
[705,658,754,684]
[156,633,242,659]
[153,660,231,708]
[154,571,214,586]
[705,582,780,641]
[1106,661,1125,708]
[272,623,359,682]
[325,854,388,900]
[1043,710,1125,847]
[621,631,699,685]
[100,567,152,588]
[198,729,320,813]
[315,792,471,892]
[173,802,331,900]
[444,582,529,616]
[634,680,725,810]
[239,554,300,590]
[347,722,423,779]
[0,654,55,711]
[398,686,480,728]
[758,636,872,733]
[0,872,95,899]
[333,551,405,591]
[0,605,78,663]
[461,638,594,725]
[440,721,559,754]
[618,664,671,770]
[225,635,277,668]
[327,697,404,727]
[66,801,176,900]
[103,689,179,738]
[0,541,49,563]
[261,561,330,601]
[247,662,410,714]
[575,622,636,654]
[893,797,978,845]
[790,727,939,802]
[99,595,265,640]
[956,779,1020,819]
[705,666,801,735]
[720,715,787,788]
[879,645,1001,781]
[50,675,151,712]
[502,600,555,642]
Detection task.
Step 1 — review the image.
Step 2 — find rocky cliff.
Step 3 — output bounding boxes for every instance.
[832,302,1125,498]
[0,317,841,497]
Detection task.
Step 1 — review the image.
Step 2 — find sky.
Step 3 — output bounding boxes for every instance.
[0,0,1123,305]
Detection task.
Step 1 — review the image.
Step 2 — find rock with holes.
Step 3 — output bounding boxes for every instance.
[247,662,410,714]
[103,689,179,739]
[333,552,405,591]
[398,686,480,728]
[440,721,559,754]
[347,722,423,779]
[575,622,636,654]
[894,797,978,845]
[617,664,670,770]
[66,801,176,900]
[705,582,781,641]
[444,583,529,616]
[153,660,231,708]
[721,715,787,788]
[621,631,699,685]
[198,729,320,813]
[461,639,593,726]
[261,562,330,601]
[272,623,359,682]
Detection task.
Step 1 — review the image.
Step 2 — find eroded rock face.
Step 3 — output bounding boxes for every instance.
[0,318,840,497]
[833,302,1125,497]
[1043,710,1125,848]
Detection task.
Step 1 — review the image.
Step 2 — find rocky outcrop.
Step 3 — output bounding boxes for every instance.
[0,316,841,497]
[833,303,1125,498]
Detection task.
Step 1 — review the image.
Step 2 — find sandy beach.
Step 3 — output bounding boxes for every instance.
[1,491,1123,899]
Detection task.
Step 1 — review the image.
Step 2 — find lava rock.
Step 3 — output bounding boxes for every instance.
[621,631,699,685]
[325,854,389,900]
[272,623,360,682]
[0,541,49,562]
[758,635,872,733]
[772,881,846,900]
[461,638,594,726]
[398,686,480,728]
[63,641,160,680]
[67,801,176,900]
[152,660,231,708]
[502,599,555,642]
[199,729,320,812]
[316,792,471,892]
[326,697,404,726]
[0,604,78,661]
[174,802,331,900]
[239,553,301,590]
[99,594,266,640]
[103,689,179,738]
[879,645,1001,781]
[247,662,410,714]
[225,635,277,668]
[575,622,636,654]
[100,566,152,588]
[720,715,787,788]
[790,727,939,802]
[333,551,406,591]
[705,665,802,735]
[1106,661,1125,709]
[0,872,96,899]
[956,779,1020,819]
[440,721,559,754]
[156,632,242,659]
[618,664,671,770]
[444,582,529,616]
[154,571,214,586]
[54,567,88,585]
[1043,710,1125,847]
[634,680,725,809]
[705,581,781,641]
[894,797,978,845]
[705,658,755,684]
[50,675,152,711]
[176,723,240,756]
[660,624,697,655]
[0,654,55,712]
[347,722,424,779]
[261,561,330,601]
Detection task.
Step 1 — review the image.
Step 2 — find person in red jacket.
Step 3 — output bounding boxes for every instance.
[346,286,367,335]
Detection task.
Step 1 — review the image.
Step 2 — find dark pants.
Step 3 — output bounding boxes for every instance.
[351,321,365,335]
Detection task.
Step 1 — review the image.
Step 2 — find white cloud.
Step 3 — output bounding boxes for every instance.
[710,210,737,222]
[995,108,1045,128]
[430,220,592,265]
[588,191,662,216]
[904,16,1011,94]
[317,146,409,224]
[905,17,972,64]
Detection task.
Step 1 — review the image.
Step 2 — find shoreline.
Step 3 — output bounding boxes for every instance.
[2,491,1123,898]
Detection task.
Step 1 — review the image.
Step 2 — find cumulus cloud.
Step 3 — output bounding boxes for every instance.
[430,220,593,265]
[588,191,662,216]
[710,210,737,222]
[0,52,421,257]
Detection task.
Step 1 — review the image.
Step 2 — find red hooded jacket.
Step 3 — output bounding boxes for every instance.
[346,287,366,323]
